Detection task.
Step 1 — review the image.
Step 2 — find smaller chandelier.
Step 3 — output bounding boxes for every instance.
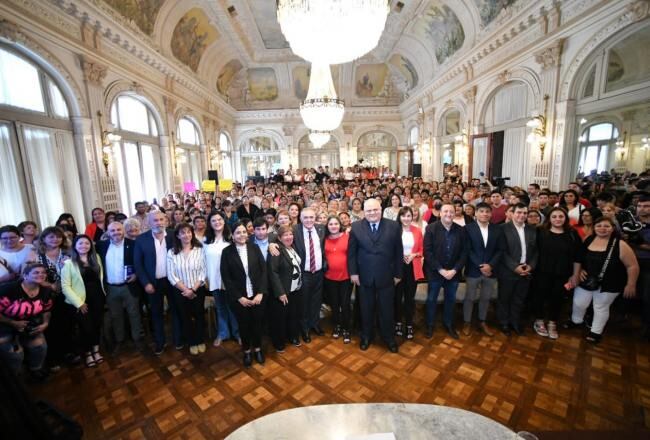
[309,131,330,149]
[300,63,344,132]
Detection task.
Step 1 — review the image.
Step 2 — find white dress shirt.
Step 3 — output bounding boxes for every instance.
[478,222,489,247]
[514,223,527,264]
[235,244,254,298]
[153,231,167,279]
[401,230,414,256]
[302,226,323,272]
[105,240,126,284]
[204,238,230,291]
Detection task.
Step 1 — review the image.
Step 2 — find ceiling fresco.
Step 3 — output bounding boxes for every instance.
[171,8,219,72]
[473,0,521,27]
[103,0,164,35]
[412,2,465,65]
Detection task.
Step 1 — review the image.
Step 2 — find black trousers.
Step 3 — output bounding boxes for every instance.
[172,287,206,346]
[325,279,352,331]
[45,293,73,366]
[67,285,105,353]
[232,299,264,351]
[359,282,396,344]
[395,263,417,326]
[301,271,323,332]
[497,276,531,327]
[269,289,302,349]
[533,272,568,322]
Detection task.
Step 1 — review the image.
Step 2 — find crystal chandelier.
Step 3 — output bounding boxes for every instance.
[277,0,390,65]
[309,131,330,149]
[300,63,344,132]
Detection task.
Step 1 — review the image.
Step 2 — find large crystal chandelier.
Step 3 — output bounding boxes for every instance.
[300,63,344,133]
[308,130,331,149]
[277,0,390,65]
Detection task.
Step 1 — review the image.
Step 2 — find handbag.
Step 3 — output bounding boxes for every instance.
[579,238,616,291]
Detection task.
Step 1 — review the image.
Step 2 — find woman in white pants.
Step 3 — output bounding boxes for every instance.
[568,217,639,343]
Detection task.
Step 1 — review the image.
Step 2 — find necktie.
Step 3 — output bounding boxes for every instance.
[371,223,377,233]
[308,229,316,273]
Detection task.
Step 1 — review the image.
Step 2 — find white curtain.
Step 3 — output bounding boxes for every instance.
[494,83,528,125]
[472,137,488,179]
[502,127,527,183]
[22,126,65,227]
[56,131,84,225]
[0,124,28,225]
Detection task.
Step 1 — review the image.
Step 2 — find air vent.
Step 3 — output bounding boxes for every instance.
[395,2,404,12]
[227,6,237,17]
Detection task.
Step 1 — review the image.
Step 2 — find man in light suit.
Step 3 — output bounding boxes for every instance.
[96,221,144,352]
[134,211,183,355]
[348,198,403,353]
[463,202,502,337]
[292,207,326,343]
[497,203,538,336]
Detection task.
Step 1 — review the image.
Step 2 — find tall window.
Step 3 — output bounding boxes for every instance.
[111,95,163,213]
[0,46,83,227]
[298,134,339,170]
[219,131,233,180]
[240,135,281,178]
[577,123,618,174]
[176,117,202,189]
[357,131,398,170]
[408,126,420,163]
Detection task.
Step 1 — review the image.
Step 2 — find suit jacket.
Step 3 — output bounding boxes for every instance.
[292,223,327,273]
[220,243,268,303]
[236,204,261,220]
[347,218,404,287]
[96,238,138,294]
[465,221,502,278]
[497,222,538,280]
[268,246,299,298]
[405,224,425,281]
[133,231,174,288]
[423,221,468,281]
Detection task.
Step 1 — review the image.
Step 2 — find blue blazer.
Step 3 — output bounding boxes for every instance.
[347,218,403,288]
[134,232,174,288]
[464,221,502,278]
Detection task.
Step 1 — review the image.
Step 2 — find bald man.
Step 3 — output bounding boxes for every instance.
[348,199,404,353]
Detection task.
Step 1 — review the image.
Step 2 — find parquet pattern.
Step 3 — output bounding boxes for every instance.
[27,307,650,439]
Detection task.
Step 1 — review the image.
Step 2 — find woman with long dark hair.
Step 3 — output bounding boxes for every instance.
[204,211,239,347]
[559,189,582,226]
[221,222,268,367]
[61,235,105,367]
[167,223,207,356]
[575,207,602,241]
[56,213,79,236]
[323,216,352,343]
[84,207,107,243]
[532,207,581,340]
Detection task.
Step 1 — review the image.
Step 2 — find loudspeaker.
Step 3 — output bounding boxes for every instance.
[412,163,422,178]
[208,170,219,184]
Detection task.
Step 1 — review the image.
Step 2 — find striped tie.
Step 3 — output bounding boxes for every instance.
[308,229,316,273]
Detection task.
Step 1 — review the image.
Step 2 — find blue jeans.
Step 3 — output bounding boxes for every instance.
[149,278,184,348]
[212,289,240,340]
[426,278,459,328]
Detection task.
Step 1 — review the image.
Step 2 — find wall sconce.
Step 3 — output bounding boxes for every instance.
[526,94,549,160]
[642,136,649,150]
[97,111,121,176]
[615,131,627,162]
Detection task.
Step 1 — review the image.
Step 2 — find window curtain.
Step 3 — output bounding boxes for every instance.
[56,131,84,225]
[0,124,28,225]
[471,137,489,179]
[502,127,528,184]
[22,126,65,227]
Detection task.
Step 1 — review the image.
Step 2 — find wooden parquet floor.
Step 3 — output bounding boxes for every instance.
[27,309,650,439]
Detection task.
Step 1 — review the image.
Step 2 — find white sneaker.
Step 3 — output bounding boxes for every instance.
[533,320,549,337]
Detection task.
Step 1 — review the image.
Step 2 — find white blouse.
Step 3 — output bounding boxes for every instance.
[166,247,206,289]
[204,238,230,291]
[401,230,414,256]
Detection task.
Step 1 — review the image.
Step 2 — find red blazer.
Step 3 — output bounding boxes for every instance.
[407,224,425,281]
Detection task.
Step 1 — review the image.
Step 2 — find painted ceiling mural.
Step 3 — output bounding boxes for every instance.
[171,8,219,72]
[247,68,279,102]
[473,0,520,27]
[412,2,465,65]
[217,59,244,97]
[248,0,290,49]
[355,64,389,99]
[388,54,418,90]
[103,0,164,35]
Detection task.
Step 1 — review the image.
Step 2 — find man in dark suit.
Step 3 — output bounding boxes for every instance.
[134,211,183,355]
[497,202,538,336]
[96,221,144,352]
[348,198,403,352]
[292,207,326,343]
[423,204,468,339]
[463,202,502,337]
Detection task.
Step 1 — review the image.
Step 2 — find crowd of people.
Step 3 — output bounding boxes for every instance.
[1,164,649,379]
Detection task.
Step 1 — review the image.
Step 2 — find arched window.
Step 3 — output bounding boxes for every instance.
[110,95,163,212]
[356,131,398,170]
[577,123,619,174]
[298,134,339,170]
[408,126,420,164]
[240,134,281,179]
[176,116,202,190]
[0,46,83,227]
[219,131,233,180]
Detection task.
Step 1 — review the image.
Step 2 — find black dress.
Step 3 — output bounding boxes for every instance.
[76,265,105,350]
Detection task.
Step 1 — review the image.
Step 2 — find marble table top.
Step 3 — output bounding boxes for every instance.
[226,403,515,440]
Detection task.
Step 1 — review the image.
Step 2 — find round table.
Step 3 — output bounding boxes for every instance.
[226,403,515,440]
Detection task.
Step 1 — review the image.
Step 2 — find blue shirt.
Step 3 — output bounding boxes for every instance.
[254,237,269,261]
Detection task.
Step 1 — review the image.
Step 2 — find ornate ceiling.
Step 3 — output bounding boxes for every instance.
[102,0,526,110]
